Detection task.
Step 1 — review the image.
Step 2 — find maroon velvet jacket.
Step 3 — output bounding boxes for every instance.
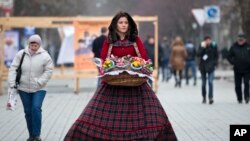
[100,36,148,60]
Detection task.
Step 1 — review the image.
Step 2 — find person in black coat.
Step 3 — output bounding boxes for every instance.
[144,35,163,86]
[92,27,108,86]
[197,36,218,104]
[92,27,108,58]
[144,36,163,66]
[227,34,250,104]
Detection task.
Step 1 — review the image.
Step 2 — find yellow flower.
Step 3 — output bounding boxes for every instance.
[132,61,141,67]
[105,60,111,64]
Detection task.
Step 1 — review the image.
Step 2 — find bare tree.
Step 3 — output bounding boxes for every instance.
[237,0,250,40]
[12,0,218,40]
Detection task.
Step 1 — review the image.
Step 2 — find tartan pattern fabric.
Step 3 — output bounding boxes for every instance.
[64,83,177,141]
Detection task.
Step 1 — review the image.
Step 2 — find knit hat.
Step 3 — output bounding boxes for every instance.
[237,33,246,39]
[28,34,42,45]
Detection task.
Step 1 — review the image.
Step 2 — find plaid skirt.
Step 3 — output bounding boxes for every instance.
[64,83,177,141]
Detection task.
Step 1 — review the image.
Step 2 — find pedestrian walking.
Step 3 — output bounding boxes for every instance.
[227,33,250,104]
[64,11,177,141]
[170,36,187,87]
[92,27,108,86]
[92,27,108,58]
[144,35,163,86]
[8,34,54,141]
[185,40,197,86]
[197,36,218,104]
[160,36,172,82]
[144,35,163,66]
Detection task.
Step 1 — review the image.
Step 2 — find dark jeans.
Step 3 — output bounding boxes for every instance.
[201,71,214,99]
[234,71,250,102]
[173,70,182,85]
[185,60,197,84]
[161,58,171,81]
[19,90,46,137]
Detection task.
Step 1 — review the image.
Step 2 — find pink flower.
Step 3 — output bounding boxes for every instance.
[99,68,104,75]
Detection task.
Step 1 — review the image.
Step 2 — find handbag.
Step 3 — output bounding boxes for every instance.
[6,87,18,111]
[15,52,26,88]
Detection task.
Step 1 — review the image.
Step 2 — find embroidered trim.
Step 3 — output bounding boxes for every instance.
[113,40,134,47]
[98,70,154,80]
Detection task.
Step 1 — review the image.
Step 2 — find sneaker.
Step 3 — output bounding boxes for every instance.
[209,99,214,104]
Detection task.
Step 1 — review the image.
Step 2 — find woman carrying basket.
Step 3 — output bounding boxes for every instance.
[64,11,177,141]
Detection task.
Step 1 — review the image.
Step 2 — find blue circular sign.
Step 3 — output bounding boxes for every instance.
[207,7,218,18]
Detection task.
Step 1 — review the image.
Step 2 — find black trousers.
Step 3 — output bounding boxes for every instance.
[173,70,182,84]
[234,71,250,101]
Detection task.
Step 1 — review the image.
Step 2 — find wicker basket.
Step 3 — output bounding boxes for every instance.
[102,72,148,86]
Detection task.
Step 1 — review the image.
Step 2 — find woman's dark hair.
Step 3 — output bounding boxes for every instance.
[204,35,211,41]
[108,11,138,43]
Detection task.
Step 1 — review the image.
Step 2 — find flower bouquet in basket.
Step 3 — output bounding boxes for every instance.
[130,57,144,70]
[102,58,115,72]
[94,55,153,86]
[111,55,130,69]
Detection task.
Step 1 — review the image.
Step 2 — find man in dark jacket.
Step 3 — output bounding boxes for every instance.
[227,34,250,104]
[144,36,163,66]
[92,27,108,58]
[92,27,108,86]
[197,36,218,104]
[144,35,163,86]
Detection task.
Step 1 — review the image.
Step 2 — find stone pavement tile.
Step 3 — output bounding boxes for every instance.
[158,77,250,141]
[0,92,93,141]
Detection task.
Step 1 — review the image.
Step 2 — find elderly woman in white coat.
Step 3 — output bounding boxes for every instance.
[8,34,54,141]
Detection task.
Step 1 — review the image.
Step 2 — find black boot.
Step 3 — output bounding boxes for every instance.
[238,100,243,104]
[178,81,181,88]
[33,137,41,141]
[245,98,249,104]
[209,98,214,104]
[175,81,178,87]
[27,137,33,141]
[202,97,206,104]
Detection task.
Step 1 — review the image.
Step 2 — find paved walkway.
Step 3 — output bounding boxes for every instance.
[0,70,249,141]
